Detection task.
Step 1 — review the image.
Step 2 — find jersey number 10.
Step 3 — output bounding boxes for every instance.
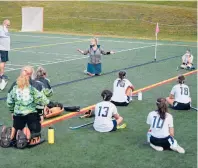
[152,116,164,129]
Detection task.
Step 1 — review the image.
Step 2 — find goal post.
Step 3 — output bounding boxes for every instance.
[21,7,44,32]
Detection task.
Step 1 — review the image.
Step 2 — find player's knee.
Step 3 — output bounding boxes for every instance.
[180,64,187,69]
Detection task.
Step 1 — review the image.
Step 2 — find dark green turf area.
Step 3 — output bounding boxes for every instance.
[0,33,197,168]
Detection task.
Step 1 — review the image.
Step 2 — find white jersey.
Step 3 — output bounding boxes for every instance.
[147,111,173,138]
[93,101,118,132]
[0,25,10,51]
[182,53,193,64]
[111,78,133,103]
[170,84,190,103]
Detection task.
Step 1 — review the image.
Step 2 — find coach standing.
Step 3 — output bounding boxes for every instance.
[0,19,10,79]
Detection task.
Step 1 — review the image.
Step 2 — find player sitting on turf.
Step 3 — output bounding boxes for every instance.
[166,75,191,110]
[147,98,185,153]
[111,71,135,106]
[0,73,50,149]
[93,90,126,132]
[34,66,80,119]
[180,49,195,70]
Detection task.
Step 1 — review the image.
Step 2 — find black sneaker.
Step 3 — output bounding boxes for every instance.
[1,75,8,80]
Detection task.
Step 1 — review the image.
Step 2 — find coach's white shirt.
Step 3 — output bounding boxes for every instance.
[0,25,10,51]
[111,78,133,102]
[147,111,173,138]
[171,84,190,103]
[94,101,118,132]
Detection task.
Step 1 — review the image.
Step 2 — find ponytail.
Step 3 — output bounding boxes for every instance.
[17,75,30,90]
[156,98,168,120]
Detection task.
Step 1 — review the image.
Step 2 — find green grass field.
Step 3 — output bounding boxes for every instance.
[0,1,197,41]
[0,32,197,168]
[0,1,197,168]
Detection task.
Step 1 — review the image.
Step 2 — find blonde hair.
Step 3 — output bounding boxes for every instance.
[35,66,47,78]
[93,37,98,45]
[20,66,35,80]
[16,75,30,90]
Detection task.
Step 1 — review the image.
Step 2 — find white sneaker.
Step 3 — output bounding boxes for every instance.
[0,79,8,90]
[83,70,88,74]
[171,144,185,154]
[150,143,164,151]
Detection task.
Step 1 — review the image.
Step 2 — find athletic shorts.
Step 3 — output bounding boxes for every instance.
[87,63,101,75]
[172,101,191,110]
[110,120,117,132]
[13,113,41,134]
[0,50,9,62]
[150,135,174,150]
[111,97,130,106]
[111,101,129,106]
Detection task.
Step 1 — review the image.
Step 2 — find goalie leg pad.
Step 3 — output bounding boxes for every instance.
[64,106,80,112]
[0,126,15,148]
[44,107,64,119]
[16,130,28,149]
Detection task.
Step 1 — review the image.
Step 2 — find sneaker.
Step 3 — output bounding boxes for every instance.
[117,123,127,129]
[150,143,163,151]
[1,75,8,80]
[0,79,8,90]
[171,144,185,154]
[83,70,88,74]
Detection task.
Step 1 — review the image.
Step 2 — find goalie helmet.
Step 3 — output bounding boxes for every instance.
[101,90,113,101]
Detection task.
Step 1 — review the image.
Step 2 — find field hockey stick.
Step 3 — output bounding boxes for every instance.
[69,121,94,130]
[191,106,198,111]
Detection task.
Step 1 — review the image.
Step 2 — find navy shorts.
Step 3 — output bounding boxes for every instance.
[111,97,130,106]
[150,135,174,150]
[110,120,117,132]
[0,51,9,62]
[172,101,191,110]
[87,63,101,75]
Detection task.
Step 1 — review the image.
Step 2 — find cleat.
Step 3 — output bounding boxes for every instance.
[117,123,127,129]
[171,144,185,154]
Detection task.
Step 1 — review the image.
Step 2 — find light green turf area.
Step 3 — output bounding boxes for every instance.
[0,33,197,168]
[0,1,197,41]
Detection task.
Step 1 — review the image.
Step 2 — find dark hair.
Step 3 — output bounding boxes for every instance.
[118,71,126,80]
[36,66,47,79]
[178,75,185,84]
[101,90,113,101]
[156,98,168,120]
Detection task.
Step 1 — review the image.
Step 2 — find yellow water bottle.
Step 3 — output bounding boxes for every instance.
[48,127,54,144]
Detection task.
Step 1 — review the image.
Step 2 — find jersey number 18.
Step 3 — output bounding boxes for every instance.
[180,87,188,95]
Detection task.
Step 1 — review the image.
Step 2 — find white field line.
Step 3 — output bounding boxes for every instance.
[12,33,156,45]
[11,33,196,47]
[11,50,82,58]
[6,63,25,67]
[11,39,89,51]
[5,45,155,72]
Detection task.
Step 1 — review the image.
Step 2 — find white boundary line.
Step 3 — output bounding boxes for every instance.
[11,33,196,47]
[5,45,155,73]
[11,50,82,58]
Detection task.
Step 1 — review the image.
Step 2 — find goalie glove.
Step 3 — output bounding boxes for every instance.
[79,110,94,118]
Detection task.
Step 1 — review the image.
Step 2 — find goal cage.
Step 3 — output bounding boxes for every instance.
[21,7,44,32]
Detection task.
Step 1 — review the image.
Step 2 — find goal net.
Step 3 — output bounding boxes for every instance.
[21,7,43,32]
